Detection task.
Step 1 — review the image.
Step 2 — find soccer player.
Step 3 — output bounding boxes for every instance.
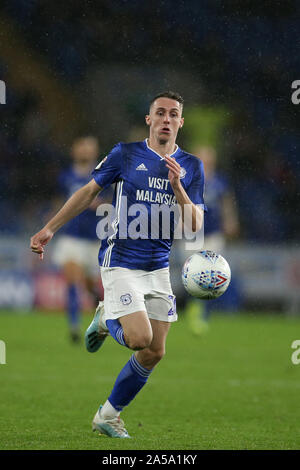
[51,136,104,342]
[30,91,206,438]
[185,146,240,335]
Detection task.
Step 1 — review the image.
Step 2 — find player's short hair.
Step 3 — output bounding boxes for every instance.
[73,135,98,145]
[150,91,184,109]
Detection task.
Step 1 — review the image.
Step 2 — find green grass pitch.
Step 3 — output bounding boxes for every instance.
[0,309,300,450]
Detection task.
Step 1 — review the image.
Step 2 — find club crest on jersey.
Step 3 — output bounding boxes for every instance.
[120,293,132,305]
[180,167,186,179]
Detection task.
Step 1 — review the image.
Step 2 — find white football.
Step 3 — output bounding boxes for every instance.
[182,250,231,300]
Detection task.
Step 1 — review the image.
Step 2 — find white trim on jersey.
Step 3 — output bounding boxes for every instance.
[103,180,123,267]
[145,138,178,160]
[95,156,108,170]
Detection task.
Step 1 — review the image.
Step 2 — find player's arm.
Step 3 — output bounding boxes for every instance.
[30,179,102,257]
[165,155,203,232]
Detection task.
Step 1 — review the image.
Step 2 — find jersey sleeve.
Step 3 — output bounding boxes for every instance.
[92,143,123,189]
[186,158,207,211]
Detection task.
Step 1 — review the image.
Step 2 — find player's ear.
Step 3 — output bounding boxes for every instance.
[179,117,184,128]
[145,115,151,126]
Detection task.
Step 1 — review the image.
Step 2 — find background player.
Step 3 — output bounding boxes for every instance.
[30,91,206,438]
[185,145,240,335]
[51,136,104,342]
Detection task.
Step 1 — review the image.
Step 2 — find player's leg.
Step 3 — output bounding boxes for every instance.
[186,299,209,336]
[83,245,106,351]
[84,275,105,351]
[93,317,170,438]
[62,260,85,342]
[52,236,89,342]
[118,310,153,350]
[91,309,152,438]
[135,318,170,369]
[85,240,104,307]
[86,267,151,352]
[85,275,103,307]
[91,267,175,438]
[105,318,170,412]
[86,306,153,352]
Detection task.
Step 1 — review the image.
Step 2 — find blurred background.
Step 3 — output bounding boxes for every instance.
[0,0,300,317]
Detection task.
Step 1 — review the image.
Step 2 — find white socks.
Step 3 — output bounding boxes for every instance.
[100,400,120,419]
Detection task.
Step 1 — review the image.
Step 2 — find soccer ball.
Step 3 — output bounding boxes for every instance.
[182,250,231,300]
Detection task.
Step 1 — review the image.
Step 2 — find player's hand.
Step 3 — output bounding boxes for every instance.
[30,227,54,260]
[164,154,181,189]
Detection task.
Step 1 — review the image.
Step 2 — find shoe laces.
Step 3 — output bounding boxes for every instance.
[104,416,128,436]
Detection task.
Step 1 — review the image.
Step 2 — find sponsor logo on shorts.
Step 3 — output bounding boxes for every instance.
[120,293,132,305]
[168,295,176,316]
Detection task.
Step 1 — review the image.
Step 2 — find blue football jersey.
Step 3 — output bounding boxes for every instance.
[92,140,206,270]
[58,167,100,240]
[203,173,229,235]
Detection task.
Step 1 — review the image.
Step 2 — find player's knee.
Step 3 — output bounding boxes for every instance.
[127,332,153,351]
[139,347,166,369]
[150,347,166,364]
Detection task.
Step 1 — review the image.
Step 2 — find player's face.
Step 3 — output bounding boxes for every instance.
[71,138,99,164]
[146,97,184,144]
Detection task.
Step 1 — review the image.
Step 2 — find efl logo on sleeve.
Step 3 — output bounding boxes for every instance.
[0,80,6,104]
